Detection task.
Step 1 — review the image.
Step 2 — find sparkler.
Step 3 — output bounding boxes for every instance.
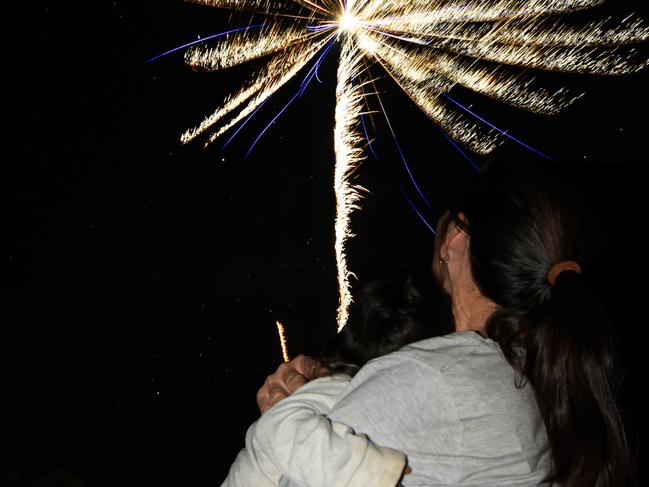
[175,0,648,331]
[275,320,290,362]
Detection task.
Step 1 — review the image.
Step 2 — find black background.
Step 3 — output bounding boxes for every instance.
[5,1,649,486]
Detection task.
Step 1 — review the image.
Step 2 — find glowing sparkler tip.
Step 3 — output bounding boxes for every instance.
[275,320,290,363]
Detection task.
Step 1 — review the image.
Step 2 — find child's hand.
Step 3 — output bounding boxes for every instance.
[256,354,330,413]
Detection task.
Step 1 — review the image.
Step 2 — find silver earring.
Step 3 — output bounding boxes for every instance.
[440,257,448,266]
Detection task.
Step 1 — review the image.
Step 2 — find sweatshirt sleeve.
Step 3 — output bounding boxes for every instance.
[221,377,350,487]
[242,374,407,487]
[220,441,278,487]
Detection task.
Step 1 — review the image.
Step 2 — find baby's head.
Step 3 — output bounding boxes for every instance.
[322,269,454,369]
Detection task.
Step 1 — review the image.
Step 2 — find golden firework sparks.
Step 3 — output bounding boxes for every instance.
[175,0,647,330]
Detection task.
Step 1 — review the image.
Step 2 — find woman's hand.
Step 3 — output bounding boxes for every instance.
[256,354,330,414]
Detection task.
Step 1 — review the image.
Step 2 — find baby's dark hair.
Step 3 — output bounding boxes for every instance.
[322,269,454,370]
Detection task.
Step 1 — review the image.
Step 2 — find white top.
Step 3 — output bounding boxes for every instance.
[221,374,406,487]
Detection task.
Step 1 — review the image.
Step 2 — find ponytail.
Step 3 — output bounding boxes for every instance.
[455,160,635,486]
[487,271,633,486]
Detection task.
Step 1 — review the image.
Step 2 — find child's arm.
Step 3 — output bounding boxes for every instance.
[244,375,406,487]
[220,441,277,487]
[221,375,350,487]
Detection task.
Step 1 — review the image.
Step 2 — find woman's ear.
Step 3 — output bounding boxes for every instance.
[441,216,468,261]
[433,211,469,285]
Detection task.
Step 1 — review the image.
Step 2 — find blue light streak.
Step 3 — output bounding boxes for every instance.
[353,77,378,160]
[434,87,555,160]
[360,111,379,160]
[146,24,266,63]
[298,38,337,96]
[434,125,479,170]
[306,24,336,32]
[244,38,337,158]
[398,183,436,234]
[221,97,272,150]
[375,92,433,209]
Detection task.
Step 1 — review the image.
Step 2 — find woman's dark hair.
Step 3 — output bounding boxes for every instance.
[322,269,454,368]
[446,160,633,486]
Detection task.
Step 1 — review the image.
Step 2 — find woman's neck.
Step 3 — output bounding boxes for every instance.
[451,282,498,334]
[438,220,498,334]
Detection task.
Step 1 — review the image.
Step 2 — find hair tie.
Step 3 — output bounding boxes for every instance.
[547,261,581,285]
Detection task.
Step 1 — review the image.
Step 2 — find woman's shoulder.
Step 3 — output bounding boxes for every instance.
[341,331,509,397]
[404,330,496,351]
[384,331,503,372]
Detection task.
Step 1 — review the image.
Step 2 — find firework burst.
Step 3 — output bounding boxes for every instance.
[176,0,648,330]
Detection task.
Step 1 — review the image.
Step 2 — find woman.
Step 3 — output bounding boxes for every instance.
[254,160,633,486]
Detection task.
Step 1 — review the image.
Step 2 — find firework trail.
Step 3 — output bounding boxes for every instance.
[173,0,647,330]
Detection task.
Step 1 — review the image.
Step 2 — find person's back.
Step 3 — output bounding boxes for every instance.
[327,331,552,486]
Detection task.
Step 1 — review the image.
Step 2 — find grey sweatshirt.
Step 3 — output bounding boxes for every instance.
[325,331,553,486]
[224,331,553,486]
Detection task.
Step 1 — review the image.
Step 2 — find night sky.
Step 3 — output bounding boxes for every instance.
[6,1,649,486]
